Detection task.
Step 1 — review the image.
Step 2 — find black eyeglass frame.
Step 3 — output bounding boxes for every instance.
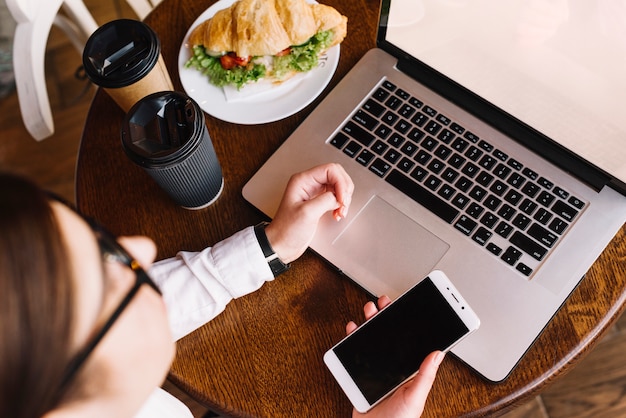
[49,195,162,391]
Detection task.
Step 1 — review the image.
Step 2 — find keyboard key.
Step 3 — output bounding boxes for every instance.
[504,189,523,205]
[400,141,418,156]
[356,149,375,166]
[490,180,508,196]
[461,162,480,178]
[467,202,484,218]
[374,124,393,139]
[363,98,385,117]
[510,232,547,261]
[436,114,452,125]
[330,132,349,149]
[450,122,465,135]
[438,129,455,144]
[528,223,558,247]
[495,221,514,238]
[399,104,416,118]
[519,198,538,215]
[493,163,512,179]
[480,212,499,228]
[415,150,431,165]
[473,227,492,245]
[396,88,410,100]
[465,146,483,161]
[434,145,452,160]
[395,119,412,134]
[398,157,415,173]
[448,154,466,169]
[512,213,531,230]
[424,120,443,135]
[451,137,469,152]
[521,182,540,198]
[487,243,502,256]
[455,215,477,235]
[427,159,445,174]
[536,190,556,207]
[476,172,494,187]
[343,121,374,146]
[438,184,456,200]
[410,166,428,181]
[423,105,437,117]
[387,133,405,148]
[385,96,402,110]
[497,204,516,220]
[484,195,502,211]
[373,87,390,101]
[382,80,396,91]
[549,217,568,234]
[568,195,585,209]
[371,140,388,155]
[369,159,391,177]
[478,139,493,152]
[451,193,470,210]
[507,173,526,188]
[343,141,362,157]
[384,149,401,164]
[411,112,428,127]
[353,109,378,130]
[442,167,459,183]
[386,170,459,223]
[455,177,473,192]
[508,158,523,171]
[493,149,508,161]
[516,263,533,276]
[424,175,442,191]
[464,131,480,143]
[533,208,552,224]
[553,186,569,200]
[552,200,579,222]
[501,246,523,265]
[479,155,497,170]
[382,110,399,125]
[538,177,554,189]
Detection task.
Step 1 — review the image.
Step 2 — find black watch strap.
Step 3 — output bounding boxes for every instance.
[254,222,291,277]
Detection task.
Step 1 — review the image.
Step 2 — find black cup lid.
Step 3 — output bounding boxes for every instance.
[121,91,204,168]
[83,19,160,88]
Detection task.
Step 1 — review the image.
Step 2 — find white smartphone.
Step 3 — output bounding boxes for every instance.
[324,270,480,413]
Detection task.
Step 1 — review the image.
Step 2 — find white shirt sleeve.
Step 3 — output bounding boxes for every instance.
[148,226,275,341]
[134,388,194,418]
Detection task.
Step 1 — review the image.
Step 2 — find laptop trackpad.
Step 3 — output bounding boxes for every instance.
[332,196,450,298]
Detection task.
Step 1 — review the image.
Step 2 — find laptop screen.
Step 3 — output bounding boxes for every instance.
[379,0,626,190]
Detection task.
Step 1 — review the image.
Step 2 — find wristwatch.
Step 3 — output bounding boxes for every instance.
[254,222,291,277]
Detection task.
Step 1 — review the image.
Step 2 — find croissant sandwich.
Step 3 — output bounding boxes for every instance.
[185,0,347,89]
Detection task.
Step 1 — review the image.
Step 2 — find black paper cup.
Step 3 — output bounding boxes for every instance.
[121,91,223,209]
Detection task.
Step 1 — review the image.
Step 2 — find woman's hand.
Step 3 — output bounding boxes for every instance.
[347,296,444,418]
[264,163,354,263]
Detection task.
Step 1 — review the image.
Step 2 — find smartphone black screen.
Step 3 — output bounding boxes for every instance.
[333,278,469,404]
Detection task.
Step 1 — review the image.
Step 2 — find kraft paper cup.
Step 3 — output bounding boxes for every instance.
[83,19,174,112]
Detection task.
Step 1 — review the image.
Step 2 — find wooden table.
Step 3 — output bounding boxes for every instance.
[75,0,626,416]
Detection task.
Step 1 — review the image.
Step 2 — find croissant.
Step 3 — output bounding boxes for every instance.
[189,0,347,57]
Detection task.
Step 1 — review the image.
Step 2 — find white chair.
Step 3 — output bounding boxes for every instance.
[125,0,164,20]
[6,0,98,140]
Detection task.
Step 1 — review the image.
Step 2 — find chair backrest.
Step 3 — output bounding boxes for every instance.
[6,0,98,140]
[125,0,164,20]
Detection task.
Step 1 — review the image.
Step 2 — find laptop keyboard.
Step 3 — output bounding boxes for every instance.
[328,79,587,277]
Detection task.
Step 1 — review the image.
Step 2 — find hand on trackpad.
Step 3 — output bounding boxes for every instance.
[332,196,450,298]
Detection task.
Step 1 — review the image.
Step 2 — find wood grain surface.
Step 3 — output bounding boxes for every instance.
[74,0,626,416]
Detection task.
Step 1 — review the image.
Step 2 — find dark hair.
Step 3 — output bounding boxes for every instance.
[0,173,76,417]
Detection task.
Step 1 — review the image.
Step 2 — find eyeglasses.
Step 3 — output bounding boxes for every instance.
[52,197,162,391]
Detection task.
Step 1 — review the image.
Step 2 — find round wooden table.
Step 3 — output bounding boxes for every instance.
[75,0,626,416]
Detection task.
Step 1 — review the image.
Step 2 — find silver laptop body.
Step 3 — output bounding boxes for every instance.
[243,0,626,382]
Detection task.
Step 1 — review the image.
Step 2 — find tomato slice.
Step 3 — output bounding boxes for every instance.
[220,52,251,70]
[275,47,291,57]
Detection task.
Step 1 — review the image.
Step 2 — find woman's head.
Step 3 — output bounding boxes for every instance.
[0,173,174,418]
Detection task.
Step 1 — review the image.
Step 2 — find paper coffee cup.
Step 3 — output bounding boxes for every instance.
[121,91,224,209]
[82,19,173,112]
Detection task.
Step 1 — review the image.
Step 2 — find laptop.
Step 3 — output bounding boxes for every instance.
[242,0,626,382]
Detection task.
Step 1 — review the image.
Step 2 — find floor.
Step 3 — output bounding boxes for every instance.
[1,0,626,417]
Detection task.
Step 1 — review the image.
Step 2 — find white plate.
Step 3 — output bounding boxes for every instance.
[177,0,340,124]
